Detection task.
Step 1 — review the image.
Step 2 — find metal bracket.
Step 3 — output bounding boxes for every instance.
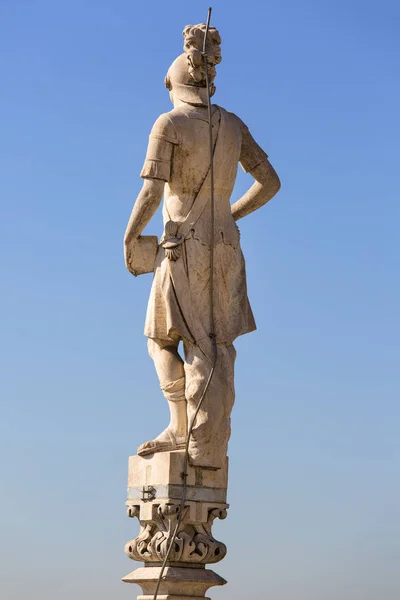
[141,485,156,501]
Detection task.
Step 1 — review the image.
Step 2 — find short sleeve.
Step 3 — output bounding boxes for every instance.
[140,113,179,182]
[239,121,269,173]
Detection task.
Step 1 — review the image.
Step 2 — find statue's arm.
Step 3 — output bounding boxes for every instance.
[231,159,280,222]
[124,114,177,269]
[124,178,164,245]
[123,178,164,271]
[231,120,280,221]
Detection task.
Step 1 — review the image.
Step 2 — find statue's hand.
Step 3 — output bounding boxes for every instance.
[124,238,136,276]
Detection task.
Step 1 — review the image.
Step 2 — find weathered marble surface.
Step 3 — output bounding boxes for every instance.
[124,22,280,471]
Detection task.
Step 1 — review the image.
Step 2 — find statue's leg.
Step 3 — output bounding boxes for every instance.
[137,337,187,456]
[183,341,236,469]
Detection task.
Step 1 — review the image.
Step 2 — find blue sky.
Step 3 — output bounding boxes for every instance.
[1,1,399,598]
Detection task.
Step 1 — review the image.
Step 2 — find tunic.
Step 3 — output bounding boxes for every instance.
[140,103,269,349]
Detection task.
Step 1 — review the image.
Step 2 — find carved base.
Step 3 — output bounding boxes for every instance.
[138,597,212,600]
[123,566,226,599]
[123,451,229,598]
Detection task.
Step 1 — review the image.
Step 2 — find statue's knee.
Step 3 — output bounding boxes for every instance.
[185,377,203,404]
[148,337,180,361]
[147,338,160,360]
[161,376,186,402]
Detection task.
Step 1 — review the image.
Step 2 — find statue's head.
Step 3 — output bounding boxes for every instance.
[165,23,222,106]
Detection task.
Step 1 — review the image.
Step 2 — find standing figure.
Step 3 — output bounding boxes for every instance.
[124,23,280,469]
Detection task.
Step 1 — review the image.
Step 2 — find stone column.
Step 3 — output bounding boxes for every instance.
[123,450,228,599]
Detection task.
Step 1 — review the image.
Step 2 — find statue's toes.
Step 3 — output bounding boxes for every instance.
[137,441,156,456]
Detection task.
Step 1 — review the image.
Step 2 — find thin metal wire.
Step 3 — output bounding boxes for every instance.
[151,7,217,600]
[203,11,216,342]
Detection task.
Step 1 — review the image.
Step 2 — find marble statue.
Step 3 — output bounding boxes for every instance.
[124,22,280,471]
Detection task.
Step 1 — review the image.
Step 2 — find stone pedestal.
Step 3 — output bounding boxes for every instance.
[123,450,229,599]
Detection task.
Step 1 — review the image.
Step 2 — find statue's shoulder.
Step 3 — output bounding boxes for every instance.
[150,107,199,143]
[149,111,180,145]
[216,106,248,132]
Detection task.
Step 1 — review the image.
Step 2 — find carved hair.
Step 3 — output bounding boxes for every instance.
[182,23,221,94]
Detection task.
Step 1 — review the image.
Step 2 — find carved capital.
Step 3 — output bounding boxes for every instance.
[125,502,227,565]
